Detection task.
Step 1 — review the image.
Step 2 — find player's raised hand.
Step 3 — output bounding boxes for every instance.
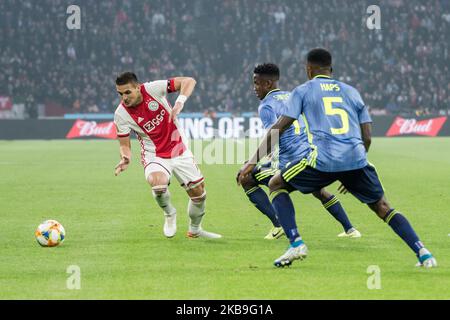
[114,156,130,176]
[169,101,183,123]
[170,95,187,123]
[337,183,348,194]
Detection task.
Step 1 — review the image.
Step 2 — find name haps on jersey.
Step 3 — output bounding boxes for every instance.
[320,83,340,91]
[143,108,166,133]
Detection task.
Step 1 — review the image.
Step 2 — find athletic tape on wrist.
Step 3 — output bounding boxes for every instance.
[176,95,187,104]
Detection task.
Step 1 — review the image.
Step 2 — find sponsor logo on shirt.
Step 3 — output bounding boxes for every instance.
[143,109,166,133]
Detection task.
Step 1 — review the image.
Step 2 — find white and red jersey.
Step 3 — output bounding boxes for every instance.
[114,79,189,163]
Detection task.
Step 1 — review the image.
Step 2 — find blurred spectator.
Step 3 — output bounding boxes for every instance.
[25,94,37,119]
[0,0,448,116]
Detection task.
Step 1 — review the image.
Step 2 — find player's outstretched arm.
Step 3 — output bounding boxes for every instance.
[169,77,197,122]
[360,123,372,152]
[237,116,294,185]
[115,136,131,176]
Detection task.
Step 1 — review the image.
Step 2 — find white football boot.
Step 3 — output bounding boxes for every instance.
[415,248,437,268]
[187,228,222,239]
[274,240,308,267]
[337,227,362,238]
[163,213,177,238]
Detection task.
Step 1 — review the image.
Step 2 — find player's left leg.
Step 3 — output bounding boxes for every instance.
[312,188,361,238]
[368,196,436,267]
[339,164,437,267]
[145,162,177,238]
[185,182,222,239]
[268,173,300,244]
[241,164,283,239]
[268,172,307,267]
[271,161,338,267]
[171,150,221,239]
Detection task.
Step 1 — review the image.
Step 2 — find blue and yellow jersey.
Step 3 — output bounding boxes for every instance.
[258,89,311,169]
[282,76,372,172]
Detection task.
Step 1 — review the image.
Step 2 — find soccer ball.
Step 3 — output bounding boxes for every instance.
[35,220,65,247]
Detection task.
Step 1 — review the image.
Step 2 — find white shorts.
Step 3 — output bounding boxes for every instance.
[144,150,204,190]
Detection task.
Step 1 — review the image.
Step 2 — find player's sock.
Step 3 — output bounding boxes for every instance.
[322,195,353,232]
[188,192,206,233]
[385,209,424,255]
[246,186,281,227]
[152,186,176,216]
[270,189,300,244]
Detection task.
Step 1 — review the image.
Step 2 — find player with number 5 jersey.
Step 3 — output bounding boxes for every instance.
[283,70,371,172]
[238,63,360,241]
[237,48,436,268]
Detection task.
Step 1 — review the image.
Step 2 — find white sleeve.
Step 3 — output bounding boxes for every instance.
[144,80,168,100]
[114,112,131,137]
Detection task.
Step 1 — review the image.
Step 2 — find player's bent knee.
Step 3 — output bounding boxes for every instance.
[268,174,286,193]
[148,172,169,188]
[152,185,168,196]
[313,188,332,202]
[187,183,205,198]
[240,174,258,191]
[268,178,280,192]
[190,191,206,204]
[379,205,392,219]
[370,198,391,219]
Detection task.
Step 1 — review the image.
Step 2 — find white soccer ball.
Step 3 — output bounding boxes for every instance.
[35,220,65,247]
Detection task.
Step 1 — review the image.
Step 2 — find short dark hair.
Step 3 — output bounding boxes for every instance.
[115,72,138,85]
[307,48,332,68]
[253,63,280,80]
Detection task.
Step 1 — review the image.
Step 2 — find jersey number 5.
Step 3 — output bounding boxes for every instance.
[322,97,349,135]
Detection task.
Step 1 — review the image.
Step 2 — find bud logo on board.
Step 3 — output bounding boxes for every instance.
[386,116,447,137]
[66,120,116,139]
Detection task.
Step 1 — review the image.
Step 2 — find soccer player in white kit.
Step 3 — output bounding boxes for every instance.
[113,72,221,239]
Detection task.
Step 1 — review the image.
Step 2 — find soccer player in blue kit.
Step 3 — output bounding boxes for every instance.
[239,63,360,240]
[237,49,437,268]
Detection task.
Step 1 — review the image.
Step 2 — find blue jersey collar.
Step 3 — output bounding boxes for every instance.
[263,88,281,100]
[313,75,332,79]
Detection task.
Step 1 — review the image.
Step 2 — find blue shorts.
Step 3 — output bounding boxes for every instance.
[251,162,277,187]
[281,160,384,204]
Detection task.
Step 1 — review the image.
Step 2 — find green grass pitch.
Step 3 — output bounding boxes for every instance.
[0,138,449,299]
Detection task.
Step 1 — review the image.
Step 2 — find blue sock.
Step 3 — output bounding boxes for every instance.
[246,187,280,227]
[322,195,353,232]
[270,190,300,244]
[385,210,424,255]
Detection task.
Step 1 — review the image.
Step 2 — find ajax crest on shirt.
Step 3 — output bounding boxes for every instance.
[148,101,159,111]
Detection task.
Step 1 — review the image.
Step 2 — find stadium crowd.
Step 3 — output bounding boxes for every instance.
[0,0,449,117]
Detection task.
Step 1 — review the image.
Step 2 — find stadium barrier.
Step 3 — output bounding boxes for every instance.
[0,116,448,140]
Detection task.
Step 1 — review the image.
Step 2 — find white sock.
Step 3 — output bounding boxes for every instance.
[188,199,205,233]
[419,248,430,257]
[293,236,303,244]
[152,189,176,216]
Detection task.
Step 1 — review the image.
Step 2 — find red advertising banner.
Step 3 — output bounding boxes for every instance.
[66,120,117,139]
[0,96,13,110]
[385,116,447,137]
